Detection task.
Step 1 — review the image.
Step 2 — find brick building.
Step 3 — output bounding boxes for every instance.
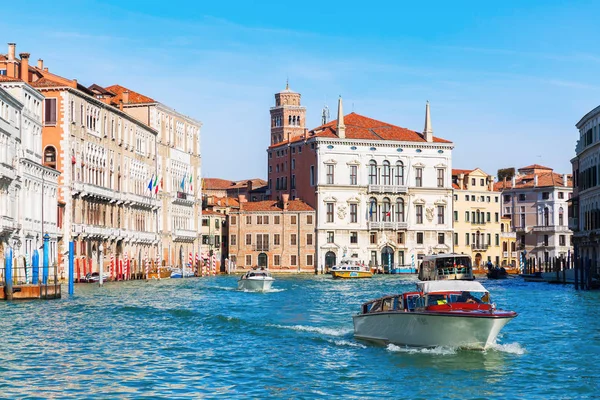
[228,195,316,272]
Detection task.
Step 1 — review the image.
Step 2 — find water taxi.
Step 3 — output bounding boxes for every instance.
[418,253,474,281]
[331,262,373,279]
[147,266,172,280]
[238,268,274,291]
[353,280,517,350]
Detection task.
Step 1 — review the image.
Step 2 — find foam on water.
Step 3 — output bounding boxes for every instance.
[268,324,353,337]
[487,342,526,355]
[386,344,458,355]
[332,339,367,349]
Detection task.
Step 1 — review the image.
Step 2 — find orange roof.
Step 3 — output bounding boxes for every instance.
[104,84,155,105]
[494,173,572,190]
[239,199,314,212]
[202,209,226,217]
[452,169,474,176]
[311,112,451,143]
[0,76,21,82]
[519,164,553,171]
[204,178,235,190]
[30,77,69,88]
[452,183,460,189]
[214,196,240,207]
[231,178,268,189]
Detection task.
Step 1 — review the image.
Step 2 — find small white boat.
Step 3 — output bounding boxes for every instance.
[238,268,274,291]
[353,280,517,350]
[170,267,194,279]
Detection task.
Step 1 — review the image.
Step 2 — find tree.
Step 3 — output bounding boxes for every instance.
[497,167,515,182]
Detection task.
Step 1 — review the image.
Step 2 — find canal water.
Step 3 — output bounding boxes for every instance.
[0,275,598,399]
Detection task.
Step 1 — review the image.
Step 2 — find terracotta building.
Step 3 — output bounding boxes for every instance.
[88,84,202,268]
[228,195,316,272]
[0,43,160,279]
[495,164,573,262]
[203,178,268,201]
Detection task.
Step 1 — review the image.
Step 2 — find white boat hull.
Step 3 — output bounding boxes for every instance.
[353,311,514,350]
[238,278,274,292]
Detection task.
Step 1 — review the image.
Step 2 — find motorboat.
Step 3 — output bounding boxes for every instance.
[331,258,372,279]
[418,253,474,281]
[147,266,172,280]
[170,267,194,279]
[353,280,517,350]
[238,268,274,291]
[81,272,111,283]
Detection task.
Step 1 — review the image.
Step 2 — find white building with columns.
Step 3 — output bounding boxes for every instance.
[267,88,454,273]
[0,76,60,268]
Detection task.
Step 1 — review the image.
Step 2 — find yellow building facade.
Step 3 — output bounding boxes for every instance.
[452,169,503,271]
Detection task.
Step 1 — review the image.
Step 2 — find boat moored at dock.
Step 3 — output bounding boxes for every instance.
[353,280,517,350]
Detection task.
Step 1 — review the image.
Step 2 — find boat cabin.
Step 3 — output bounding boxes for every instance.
[418,253,474,281]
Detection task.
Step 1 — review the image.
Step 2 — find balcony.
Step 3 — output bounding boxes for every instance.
[511,251,518,258]
[500,232,516,239]
[127,193,160,209]
[503,251,508,258]
[173,228,197,242]
[83,183,114,201]
[252,244,270,251]
[0,162,16,182]
[1,215,15,234]
[368,221,408,230]
[471,244,489,251]
[470,221,486,225]
[71,181,84,196]
[532,225,571,233]
[368,184,408,194]
[130,230,158,243]
[173,191,195,206]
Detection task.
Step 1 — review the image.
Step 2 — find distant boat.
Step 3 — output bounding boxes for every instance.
[238,268,274,291]
[521,272,544,282]
[331,258,372,279]
[148,266,172,280]
[487,267,508,280]
[170,267,194,279]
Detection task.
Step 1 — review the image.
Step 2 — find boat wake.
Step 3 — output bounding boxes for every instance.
[486,342,526,355]
[386,344,457,355]
[239,288,286,293]
[268,324,353,337]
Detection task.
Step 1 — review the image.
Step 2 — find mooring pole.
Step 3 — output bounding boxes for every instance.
[68,241,74,295]
[5,247,13,300]
[42,233,49,285]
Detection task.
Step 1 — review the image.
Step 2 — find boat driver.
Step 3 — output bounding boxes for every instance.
[458,291,480,304]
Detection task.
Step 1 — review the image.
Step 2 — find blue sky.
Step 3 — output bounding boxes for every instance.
[4,0,599,179]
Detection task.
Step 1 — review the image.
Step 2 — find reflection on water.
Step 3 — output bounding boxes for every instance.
[0,275,597,398]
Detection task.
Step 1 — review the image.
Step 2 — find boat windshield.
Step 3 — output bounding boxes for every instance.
[435,256,471,273]
[429,291,490,305]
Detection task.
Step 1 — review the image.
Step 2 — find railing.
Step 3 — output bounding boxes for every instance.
[128,193,160,209]
[83,183,114,200]
[368,221,408,230]
[0,162,16,181]
[503,251,508,258]
[532,225,571,232]
[500,232,516,239]
[252,244,270,251]
[0,215,15,234]
[173,191,195,205]
[511,252,518,258]
[367,184,408,194]
[471,244,489,251]
[471,221,486,225]
[173,228,197,242]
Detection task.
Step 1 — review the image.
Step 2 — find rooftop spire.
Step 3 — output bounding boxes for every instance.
[423,100,433,143]
[286,78,289,90]
[336,96,346,138]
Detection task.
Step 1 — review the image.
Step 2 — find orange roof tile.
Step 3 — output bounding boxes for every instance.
[494,172,572,190]
[311,112,452,143]
[0,76,21,82]
[214,197,240,207]
[203,178,235,190]
[519,164,553,171]
[452,169,474,176]
[30,77,69,88]
[202,209,226,217]
[104,84,155,105]
[239,199,314,212]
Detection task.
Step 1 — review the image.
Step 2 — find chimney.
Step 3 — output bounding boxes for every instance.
[511,176,516,187]
[563,174,568,187]
[534,174,538,187]
[238,194,247,203]
[37,59,43,69]
[423,100,433,143]
[247,180,253,193]
[458,173,464,189]
[488,176,495,191]
[43,67,48,72]
[119,99,124,111]
[282,193,289,210]
[123,90,130,104]
[19,53,30,83]
[336,96,345,139]
[7,43,15,61]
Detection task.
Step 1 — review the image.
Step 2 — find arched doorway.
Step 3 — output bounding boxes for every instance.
[325,251,336,270]
[258,253,268,268]
[381,246,394,272]
[474,253,482,268]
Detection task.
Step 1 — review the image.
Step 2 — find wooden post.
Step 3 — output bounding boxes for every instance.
[574,256,579,290]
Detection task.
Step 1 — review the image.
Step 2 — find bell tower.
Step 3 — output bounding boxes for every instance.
[270,81,306,145]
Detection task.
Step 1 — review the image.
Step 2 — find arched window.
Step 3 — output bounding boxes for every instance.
[544,207,550,226]
[382,197,391,222]
[297,116,301,126]
[559,207,564,226]
[44,146,57,168]
[369,160,378,185]
[501,223,505,232]
[395,161,404,185]
[369,197,377,222]
[503,242,508,252]
[382,161,391,185]
[395,198,405,222]
[511,242,516,252]
[288,115,292,125]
